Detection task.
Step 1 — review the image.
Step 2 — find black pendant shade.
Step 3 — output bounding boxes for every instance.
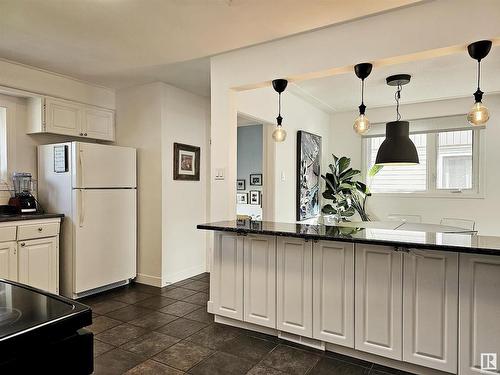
[375,121,419,165]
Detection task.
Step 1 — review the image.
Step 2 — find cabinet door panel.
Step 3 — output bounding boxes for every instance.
[355,244,402,360]
[45,97,81,136]
[403,250,458,373]
[212,232,244,320]
[0,242,17,281]
[459,254,500,375]
[18,237,58,294]
[277,237,312,337]
[83,108,115,141]
[313,241,354,347]
[244,235,276,328]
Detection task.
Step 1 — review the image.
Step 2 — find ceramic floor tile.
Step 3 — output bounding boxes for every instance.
[105,305,153,322]
[125,360,185,375]
[260,344,321,375]
[160,301,200,317]
[129,283,164,295]
[188,351,254,375]
[185,323,243,350]
[135,296,177,310]
[96,323,148,346]
[246,364,287,375]
[93,348,146,375]
[154,340,214,371]
[94,339,115,357]
[182,292,209,306]
[309,357,370,375]
[181,280,209,292]
[183,307,214,324]
[324,351,373,369]
[88,299,129,315]
[87,315,122,335]
[121,331,180,358]
[110,290,154,304]
[128,311,178,330]
[155,317,208,339]
[218,334,277,363]
[161,287,198,300]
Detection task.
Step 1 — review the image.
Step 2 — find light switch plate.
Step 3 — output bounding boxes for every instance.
[215,168,225,180]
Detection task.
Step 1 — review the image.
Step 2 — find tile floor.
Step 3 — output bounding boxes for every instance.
[82,273,415,375]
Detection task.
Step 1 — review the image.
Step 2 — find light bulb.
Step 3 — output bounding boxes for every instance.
[353,114,370,135]
[467,101,490,126]
[272,126,287,142]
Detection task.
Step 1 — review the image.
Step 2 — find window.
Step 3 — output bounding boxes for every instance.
[364,124,482,197]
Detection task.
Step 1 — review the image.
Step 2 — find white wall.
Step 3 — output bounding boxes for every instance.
[116,82,210,286]
[238,88,330,222]
[330,94,500,236]
[210,0,500,222]
[161,84,210,283]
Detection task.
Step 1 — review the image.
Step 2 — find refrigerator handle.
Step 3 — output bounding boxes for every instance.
[79,190,85,227]
[79,148,85,188]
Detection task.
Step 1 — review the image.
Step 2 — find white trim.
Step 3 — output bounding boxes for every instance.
[135,273,163,287]
[163,263,206,286]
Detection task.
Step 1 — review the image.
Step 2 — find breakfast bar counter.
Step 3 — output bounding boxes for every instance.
[198,220,500,375]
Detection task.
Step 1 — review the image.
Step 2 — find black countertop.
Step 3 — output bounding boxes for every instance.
[0,213,64,223]
[197,220,500,256]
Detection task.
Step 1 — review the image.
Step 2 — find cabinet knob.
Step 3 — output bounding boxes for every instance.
[38,227,43,232]
[84,133,87,136]
[20,242,25,247]
[80,132,83,136]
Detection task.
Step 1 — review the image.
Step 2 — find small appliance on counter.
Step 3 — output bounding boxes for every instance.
[8,173,38,214]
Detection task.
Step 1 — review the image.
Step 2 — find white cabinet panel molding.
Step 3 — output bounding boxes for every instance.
[18,237,58,294]
[0,241,17,281]
[312,240,354,347]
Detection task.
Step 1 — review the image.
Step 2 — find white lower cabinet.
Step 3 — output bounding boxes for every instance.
[18,237,58,294]
[403,250,458,373]
[312,240,354,347]
[243,235,276,328]
[212,232,244,320]
[0,241,18,281]
[277,237,313,337]
[459,254,500,375]
[355,244,403,360]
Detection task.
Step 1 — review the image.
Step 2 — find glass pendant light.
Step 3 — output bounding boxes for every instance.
[375,74,419,166]
[467,40,492,126]
[353,63,373,135]
[272,79,288,142]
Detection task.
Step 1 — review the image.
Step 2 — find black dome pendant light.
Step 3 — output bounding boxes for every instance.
[467,40,492,126]
[375,74,419,166]
[272,79,288,142]
[353,63,373,135]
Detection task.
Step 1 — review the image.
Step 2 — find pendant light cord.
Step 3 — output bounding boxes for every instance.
[477,60,481,90]
[395,82,402,121]
[361,79,365,105]
[278,92,281,117]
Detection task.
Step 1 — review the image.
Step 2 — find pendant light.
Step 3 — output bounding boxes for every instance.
[272,79,288,142]
[353,63,373,135]
[467,40,492,126]
[375,74,419,166]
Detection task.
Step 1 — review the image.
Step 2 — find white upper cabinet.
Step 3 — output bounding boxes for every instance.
[277,236,313,337]
[403,250,458,373]
[27,96,115,141]
[243,235,276,328]
[459,254,500,375]
[312,240,354,347]
[355,243,403,360]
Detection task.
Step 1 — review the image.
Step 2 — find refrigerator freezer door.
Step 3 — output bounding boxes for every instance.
[72,142,136,188]
[73,189,136,294]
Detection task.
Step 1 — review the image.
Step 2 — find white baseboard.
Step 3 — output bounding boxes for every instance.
[135,273,163,287]
[163,264,205,286]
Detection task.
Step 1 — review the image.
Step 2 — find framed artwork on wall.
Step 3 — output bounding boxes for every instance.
[173,143,200,181]
[237,192,248,204]
[250,173,262,186]
[237,179,246,190]
[249,190,261,206]
[296,130,322,221]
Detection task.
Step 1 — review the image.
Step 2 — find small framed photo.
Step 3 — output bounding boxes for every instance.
[173,143,200,181]
[250,173,262,186]
[236,192,248,204]
[237,179,246,190]
[249,190,261,205]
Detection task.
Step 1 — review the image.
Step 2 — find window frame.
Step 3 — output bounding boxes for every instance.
[361,126,484,199]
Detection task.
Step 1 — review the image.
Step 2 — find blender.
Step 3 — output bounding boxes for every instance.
[8,173,38,214]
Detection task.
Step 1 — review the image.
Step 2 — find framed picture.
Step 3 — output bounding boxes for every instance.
[249,190,261,206]
[173,143,200,181]
[250,173,262,186]
[296,130,322,221]
[237,179,246,190]
[237,192,248,204]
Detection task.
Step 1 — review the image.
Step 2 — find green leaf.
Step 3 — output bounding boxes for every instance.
[337,157,351,174]
[355,181,368,194]
[322,204,337,215]
[339,168,360,181]
[368,164,383,177]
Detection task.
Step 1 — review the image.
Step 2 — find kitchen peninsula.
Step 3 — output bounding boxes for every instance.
[198,220,500,375]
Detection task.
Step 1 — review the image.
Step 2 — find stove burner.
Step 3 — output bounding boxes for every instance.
[0,307,22,327]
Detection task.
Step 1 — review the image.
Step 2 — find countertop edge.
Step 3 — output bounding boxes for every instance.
[0,213,65,223]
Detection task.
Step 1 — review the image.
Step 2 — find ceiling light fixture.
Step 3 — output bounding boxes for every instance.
[375,74,419,166]
[353,63,373,135]
[272,79,288,142]
[467,40,492,126]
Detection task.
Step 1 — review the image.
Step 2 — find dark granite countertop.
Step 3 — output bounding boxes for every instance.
[197,220,500,256]
[0,213,64,223]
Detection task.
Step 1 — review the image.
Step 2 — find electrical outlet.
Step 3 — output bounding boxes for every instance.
[215,168,225,180]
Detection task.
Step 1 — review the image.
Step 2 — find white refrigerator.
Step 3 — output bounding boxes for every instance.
[38,142,137,299]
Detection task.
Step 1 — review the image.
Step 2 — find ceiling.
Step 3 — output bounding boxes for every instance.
[292,45,500,112]
[0,0,420,96]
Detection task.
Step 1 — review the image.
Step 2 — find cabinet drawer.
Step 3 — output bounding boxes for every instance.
[17,222,60,240]
[0,227,16,242]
